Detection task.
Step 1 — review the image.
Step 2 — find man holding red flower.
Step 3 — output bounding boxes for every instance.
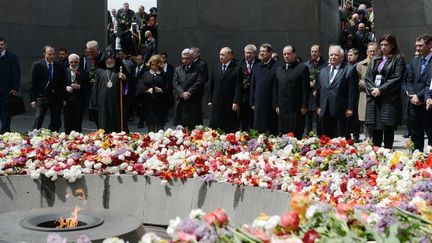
[63,54,89,134]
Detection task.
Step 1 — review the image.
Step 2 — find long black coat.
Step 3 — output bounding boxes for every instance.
[173,65,204,129]
[64,67,89,110]
[90,67,129,133]
[136,71,169,125]
[365,54,405,128]
[273,61,310,136]
[0,50,20,96]
[208,61,242,133]
[250,59,278,134]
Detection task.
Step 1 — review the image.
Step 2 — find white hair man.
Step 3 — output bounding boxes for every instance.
[315,45,359,139]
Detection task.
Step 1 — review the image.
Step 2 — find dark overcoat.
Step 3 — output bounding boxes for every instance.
[365,54,405,128]
[208,61,242,133]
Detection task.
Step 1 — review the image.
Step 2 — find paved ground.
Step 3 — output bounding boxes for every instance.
[8,113,427,152]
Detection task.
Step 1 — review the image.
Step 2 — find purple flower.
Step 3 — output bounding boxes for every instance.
[177,218,217,243]
[76,235,92,243]
[202,174,216,183]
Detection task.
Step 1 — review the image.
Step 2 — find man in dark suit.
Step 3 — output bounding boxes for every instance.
[173,48,204,129]
[207,47,242,133]
[405,34,432,151]
[316,45,359,139]
[29,46,66,132]
[239,44,259,131]
[161,52,175,112]
[304,44,327,136]
[191,47,209,85]
[250,43,278,134]
[63,54,89,134]
[274,45,310,138]
[133,54,147,128]
[0,36,21,133]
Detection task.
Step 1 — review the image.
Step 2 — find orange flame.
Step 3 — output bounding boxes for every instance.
[56,206,79,228]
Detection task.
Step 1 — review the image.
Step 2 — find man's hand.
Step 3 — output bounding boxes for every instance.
[251,106,255,111]
[63,101,67,107]
[275,107,279,114]
[346,109,353,118]
[207,102,212,107]
[316,107,321,116]
[426,98,432,110]
[66,86,73,93]
[182,92,191,100]
[232,103,239,111]
[310,80,316,88]
[31,101,37,109]
[154,87,163,93]
[147,88,153,94]
[71,83,80,90]
[300,108,307,115]
[10,90,18,96]
[409,94,422,106]
[118,72,126,80]
[371,88,381,97]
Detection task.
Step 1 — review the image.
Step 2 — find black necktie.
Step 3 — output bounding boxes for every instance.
[420,58,427,75]
[222,64,227,73]
[329,66,336,84]
[48,63,53,81]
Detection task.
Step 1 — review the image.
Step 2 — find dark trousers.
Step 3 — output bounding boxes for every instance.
[32,96,62,132]
[321,110,349,139]
[63,101,84,134]
[372,128,394,149]
[408,104,432,151]
[239,103,254,131]
[305,111,322,136]
[0,96,11,133]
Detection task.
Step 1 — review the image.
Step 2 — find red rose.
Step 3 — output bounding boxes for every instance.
[280,211,300,233]
[303,229,320,243]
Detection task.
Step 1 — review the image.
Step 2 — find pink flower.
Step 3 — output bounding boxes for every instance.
[177,231,197,242]
[203,208,229,226]
[280,211,300,233]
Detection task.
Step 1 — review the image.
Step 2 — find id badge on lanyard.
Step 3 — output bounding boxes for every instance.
[375,74,382,87]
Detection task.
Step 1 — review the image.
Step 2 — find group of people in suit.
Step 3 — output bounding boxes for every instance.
[3,31,432,152]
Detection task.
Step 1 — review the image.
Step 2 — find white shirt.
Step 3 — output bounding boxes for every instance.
[0,50,5,57]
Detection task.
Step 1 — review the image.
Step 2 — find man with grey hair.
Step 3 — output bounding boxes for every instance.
[250,43,278,134]
[173,48,204,129]
[207,47,242,133]
[315,45,359,139]
[63,53,89,134]
[239,44,259,131]
[190,47,209,85]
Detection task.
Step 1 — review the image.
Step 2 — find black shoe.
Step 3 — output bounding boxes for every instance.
[403,132,410,138]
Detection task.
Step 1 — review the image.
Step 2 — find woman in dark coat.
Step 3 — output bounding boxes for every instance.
[136,54,169,132]
[365,34,405,149]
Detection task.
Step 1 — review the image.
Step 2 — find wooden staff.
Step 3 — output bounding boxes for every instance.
[119,66,124,131]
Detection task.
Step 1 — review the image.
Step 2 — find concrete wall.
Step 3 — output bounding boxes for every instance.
[373,0,432,62]
[0,175,291,226]
[0,0,107,108]
[158,0,339,66]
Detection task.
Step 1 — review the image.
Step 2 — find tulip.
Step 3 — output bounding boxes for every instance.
[280,211,300,233]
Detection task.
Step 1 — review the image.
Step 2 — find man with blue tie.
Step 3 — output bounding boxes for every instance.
[316,45,359,139]
[406,34,432,151]
[29,46,66,132]
[0,37,21,134]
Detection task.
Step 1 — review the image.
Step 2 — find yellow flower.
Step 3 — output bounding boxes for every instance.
[256,212,269,221]
[390,151,400,167]
[101,141,110,150]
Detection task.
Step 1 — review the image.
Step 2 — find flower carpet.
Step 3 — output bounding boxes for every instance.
[1,127,432,242]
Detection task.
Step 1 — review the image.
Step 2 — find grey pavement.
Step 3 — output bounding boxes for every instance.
[8,113,427,152]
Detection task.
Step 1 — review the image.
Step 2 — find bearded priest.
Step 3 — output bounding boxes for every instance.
[90,47,129,133]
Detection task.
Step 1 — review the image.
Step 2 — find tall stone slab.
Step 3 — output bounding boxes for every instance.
[373,0,432,61]
[0,0,107,109]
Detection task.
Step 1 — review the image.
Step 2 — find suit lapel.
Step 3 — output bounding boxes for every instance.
[330,64,345,88]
